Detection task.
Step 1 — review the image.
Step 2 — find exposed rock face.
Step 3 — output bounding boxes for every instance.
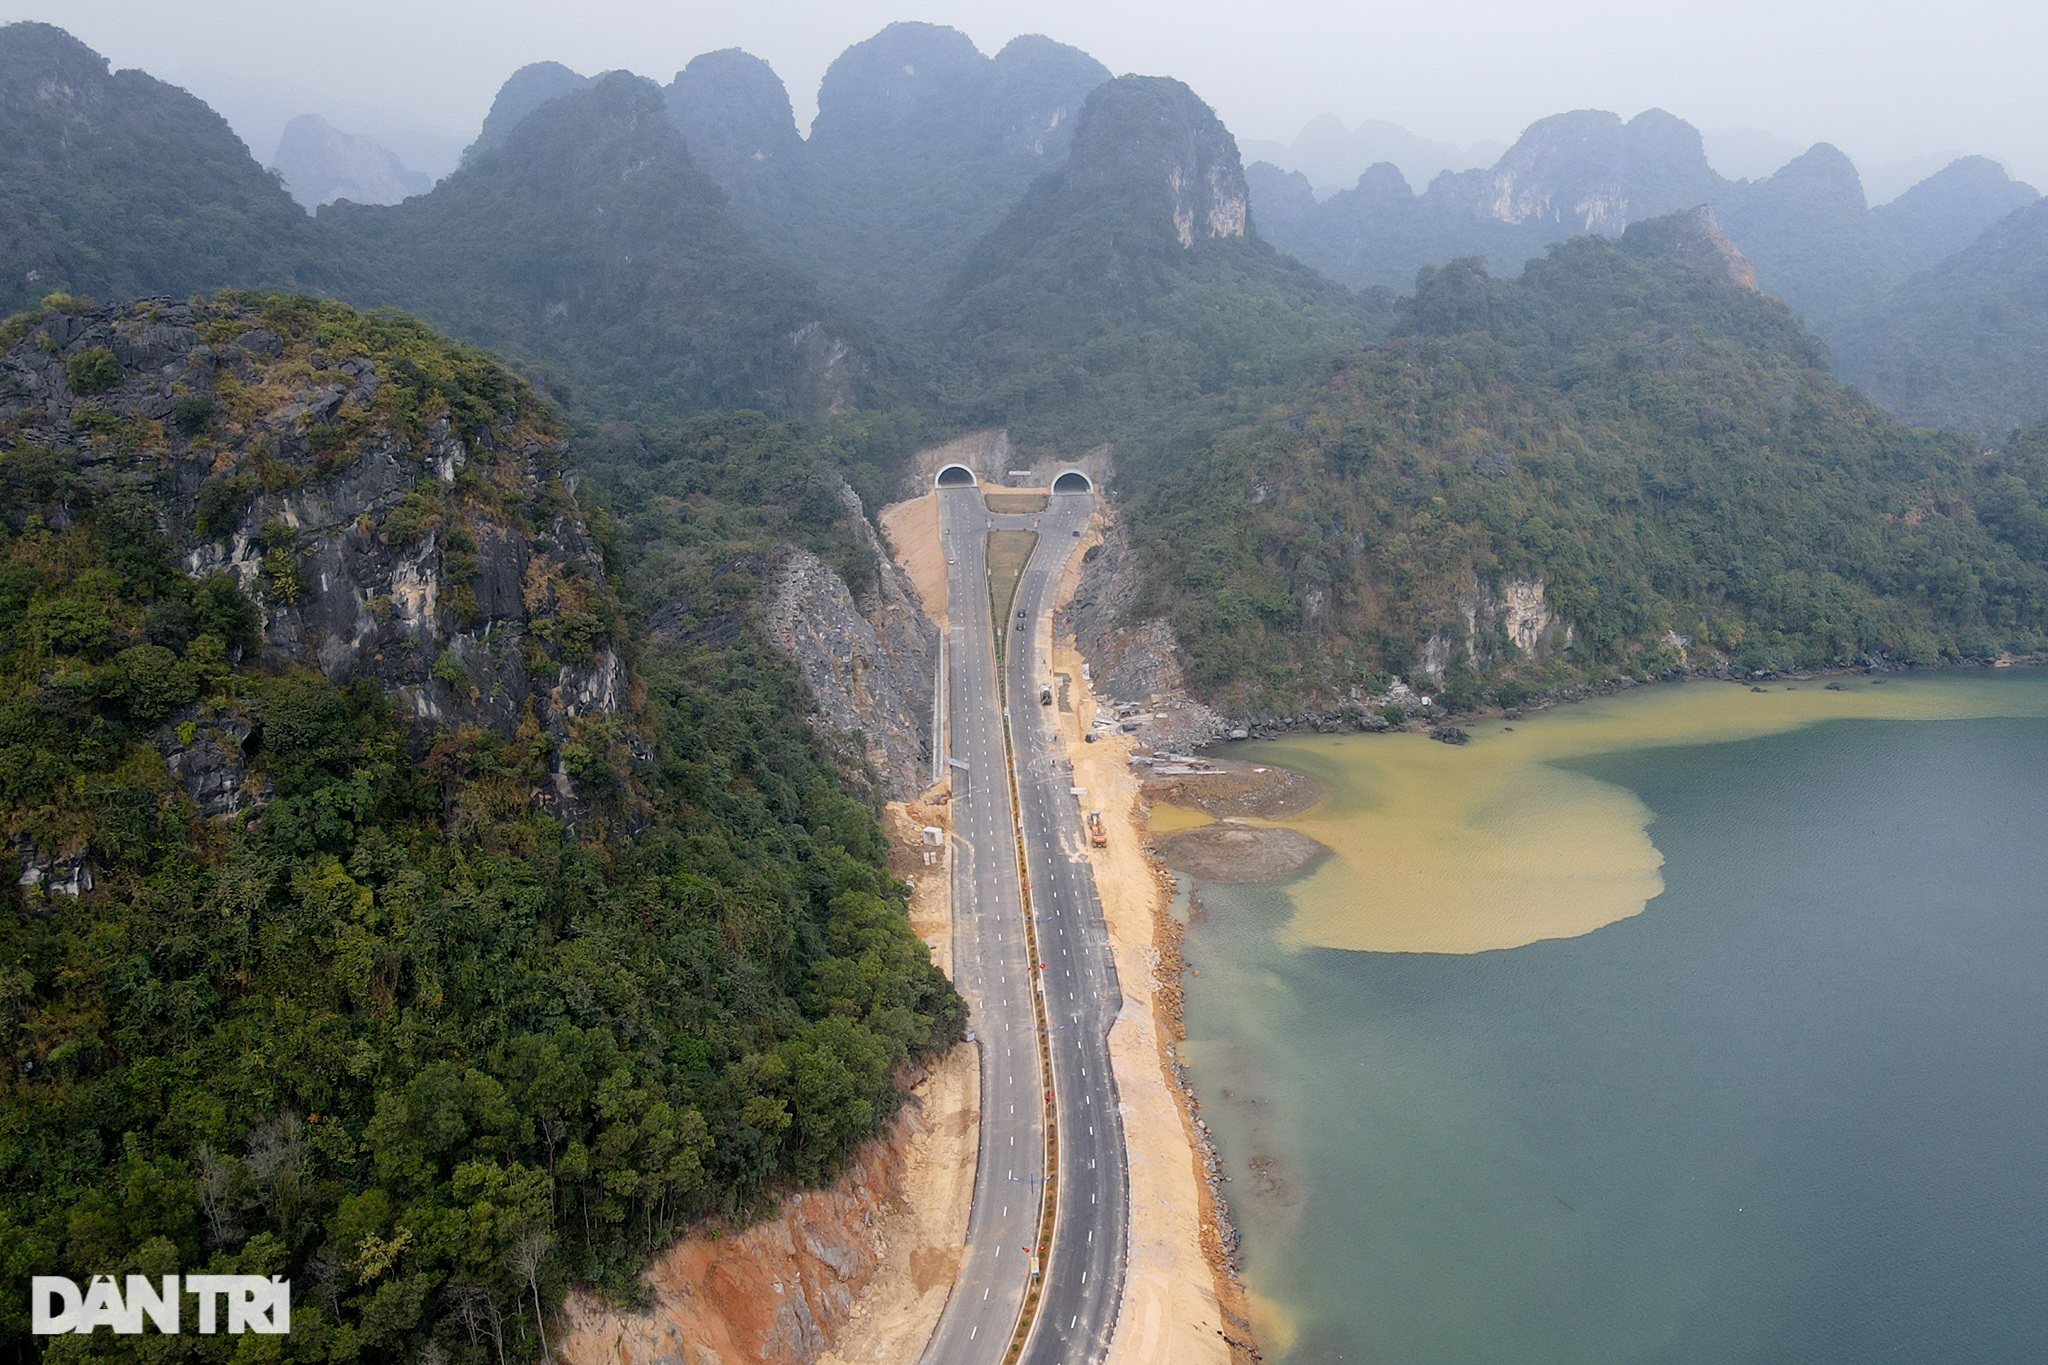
[1621,206,1758,289]
[0,297,625,834]
[1454,576,1571,670]
[1060,513,1228,750]
[271,114,432,209]
[1060,76,1249,249]
[1414,577,1574,683]
[554,1084,929,1365]
[160,707,268,819]
[1480,109,1718,235]
[761,490,936,801]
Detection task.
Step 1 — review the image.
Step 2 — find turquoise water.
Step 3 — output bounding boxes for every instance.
[1183,681,2048,1363]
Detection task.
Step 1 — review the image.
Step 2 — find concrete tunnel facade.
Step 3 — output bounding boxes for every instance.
[935,464,978,488]
[1052,470,1093,493]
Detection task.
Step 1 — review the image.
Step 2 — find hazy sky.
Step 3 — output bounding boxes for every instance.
[10,0,2047,191]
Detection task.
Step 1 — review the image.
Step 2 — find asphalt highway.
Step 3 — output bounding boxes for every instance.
[1007,490,1130,1365]
[921,484,1050,1364]
[920,482,1129,1365]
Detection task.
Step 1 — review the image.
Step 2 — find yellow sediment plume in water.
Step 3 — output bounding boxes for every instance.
[1245,1290,1299,1358]
[1145,801,1215,833]
[1255,673,2048,954]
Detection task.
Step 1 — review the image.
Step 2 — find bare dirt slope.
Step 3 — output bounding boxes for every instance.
[880,493,948,625]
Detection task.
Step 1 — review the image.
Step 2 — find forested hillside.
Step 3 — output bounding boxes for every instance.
[0,295,959,1361]
[323,71,868,422]
[938,74,1385,454]
[1832,196,2048,437]
[0,24,319,314]
[1120,227,2048,713]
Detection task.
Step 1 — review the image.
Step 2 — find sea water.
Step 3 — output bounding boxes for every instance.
[1181,671,2048,1363]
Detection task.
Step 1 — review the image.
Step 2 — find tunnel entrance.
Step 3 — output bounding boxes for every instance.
[935,464,977,488]
[1052,470,1093,493]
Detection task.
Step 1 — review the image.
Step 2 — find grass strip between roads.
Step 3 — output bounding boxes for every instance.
[987,530,1038,658]
[985,491,1051,514]
[991,542,1059,1364]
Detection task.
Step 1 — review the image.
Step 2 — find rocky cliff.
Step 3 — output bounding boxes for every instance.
[1620,205,1758,289]
[762,489,937,802]
[0,292,625,844]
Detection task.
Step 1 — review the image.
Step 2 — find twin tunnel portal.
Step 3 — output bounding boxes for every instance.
[936,463,1095,495]
[919,464,1128,1365]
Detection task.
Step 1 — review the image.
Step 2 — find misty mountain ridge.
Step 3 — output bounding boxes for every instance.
[323,68,868,420]
[270,112,433,208]
[467,23,1111,327]
[10,18,2048,438]
[0,22,317,313]
[1239,114,1504,196]
[1255,113,2001,210]
[1247,105,2038,345]
[1834,195,2048,435]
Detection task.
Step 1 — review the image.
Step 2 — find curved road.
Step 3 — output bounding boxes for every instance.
[921,482,1129,1365]
[1008,490,1130,1365]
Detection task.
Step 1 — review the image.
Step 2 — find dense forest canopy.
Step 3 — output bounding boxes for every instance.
[0,295,959,1362]
[1120,240,2048,713]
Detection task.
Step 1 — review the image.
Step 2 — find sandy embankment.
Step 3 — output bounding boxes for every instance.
[879,494,947,627]
[1043,514,1253,1365]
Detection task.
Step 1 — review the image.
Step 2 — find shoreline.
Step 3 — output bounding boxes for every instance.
[1201,652,2048,749]
[1046,513,1259,1365]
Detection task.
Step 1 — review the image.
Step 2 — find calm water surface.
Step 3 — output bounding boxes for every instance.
[1181,673,2048,1364]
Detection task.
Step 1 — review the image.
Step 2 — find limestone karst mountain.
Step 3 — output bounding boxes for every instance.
[0,22,316,312]
[664,23,1111,323]
[0,291,963,1361]
[271,113,434,208]
[323,70,865,420]
[938,74,1380,449]
[1247,107,2038,336]
[1834,195,2048,435]
[1121,215,2048,712]
[462,59,594,161]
